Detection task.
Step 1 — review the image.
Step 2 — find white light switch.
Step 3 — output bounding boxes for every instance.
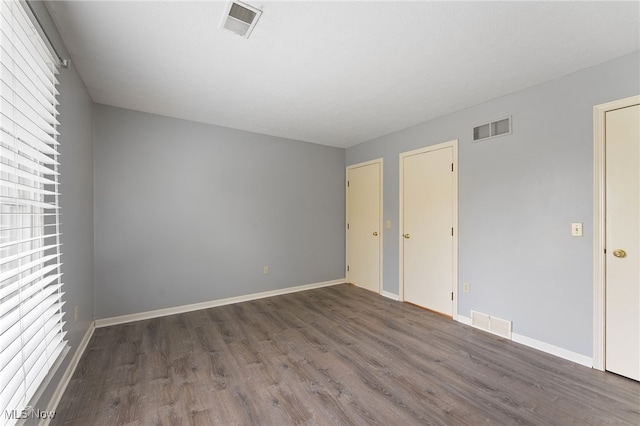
[386,220,391,229]
[571,223,583,237]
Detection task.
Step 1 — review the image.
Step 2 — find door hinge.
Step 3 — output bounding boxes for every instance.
[451,163,454,172]
[604,248,607,254]
[451,292,454,301]
[451,227,454,236]
[347,265,350,272]
[347,180,350,187]
[347,223,350,230]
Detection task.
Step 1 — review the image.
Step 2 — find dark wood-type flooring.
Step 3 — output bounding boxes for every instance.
[52,284,640,425]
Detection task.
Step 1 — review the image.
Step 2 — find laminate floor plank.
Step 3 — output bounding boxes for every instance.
[51,284,640,425]
[281,290,512,424]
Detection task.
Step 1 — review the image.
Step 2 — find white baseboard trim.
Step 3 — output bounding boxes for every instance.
[95,279,345,328]
[381,290,399,301]
[457,315,592,368]
[42,321,96,425]
[457,314,472,326]
[511,332,593,368]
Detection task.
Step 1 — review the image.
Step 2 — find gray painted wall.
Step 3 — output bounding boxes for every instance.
[29,1,95,414]
[93,105,345,319]
[346,52,640,357]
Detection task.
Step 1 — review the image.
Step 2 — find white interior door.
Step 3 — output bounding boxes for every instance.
[605,103,640,381]
[402,145,455,316]
[347,161,381,293]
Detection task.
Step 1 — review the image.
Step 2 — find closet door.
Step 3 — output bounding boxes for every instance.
[401,142,456,316]
[347,160,382,293]
[605,104,640,381]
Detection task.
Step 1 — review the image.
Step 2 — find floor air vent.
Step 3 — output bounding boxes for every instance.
[221,1,262,38]
[471,310,512,339]
[473,117,511,141]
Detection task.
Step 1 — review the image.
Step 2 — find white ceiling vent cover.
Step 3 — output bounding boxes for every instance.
[221,1,262,38]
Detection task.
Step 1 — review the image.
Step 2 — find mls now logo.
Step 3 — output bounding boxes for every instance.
[4,406,56,420]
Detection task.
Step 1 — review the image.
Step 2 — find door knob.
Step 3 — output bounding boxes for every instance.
[373,231,378,236]
[403,233,410,239]
[612,249,627,258]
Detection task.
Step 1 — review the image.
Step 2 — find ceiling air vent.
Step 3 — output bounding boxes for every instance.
[473,117,512,142]
[221,1,262,38]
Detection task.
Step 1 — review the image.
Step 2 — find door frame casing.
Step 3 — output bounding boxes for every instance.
[346,158,384,294]
[593,95,640,371]
[399,140,458,319]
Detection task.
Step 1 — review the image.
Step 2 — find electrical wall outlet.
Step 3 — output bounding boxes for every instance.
[386,219,391,229]
[463,283,470,294]
[263,265,269,274]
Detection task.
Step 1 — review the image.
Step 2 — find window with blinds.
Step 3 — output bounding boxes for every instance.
[0,1,67,421]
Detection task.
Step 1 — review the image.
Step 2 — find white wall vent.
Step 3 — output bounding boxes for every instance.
[221,1,262,38]
[471,310,512,339]
[473,117,512,142]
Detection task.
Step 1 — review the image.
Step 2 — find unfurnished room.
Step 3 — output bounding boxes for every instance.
[1,1,639,425]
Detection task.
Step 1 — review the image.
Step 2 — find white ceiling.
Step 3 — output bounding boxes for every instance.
[45,1,640,148]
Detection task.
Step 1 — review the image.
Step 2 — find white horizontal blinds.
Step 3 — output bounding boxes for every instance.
[0,1,66,422]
